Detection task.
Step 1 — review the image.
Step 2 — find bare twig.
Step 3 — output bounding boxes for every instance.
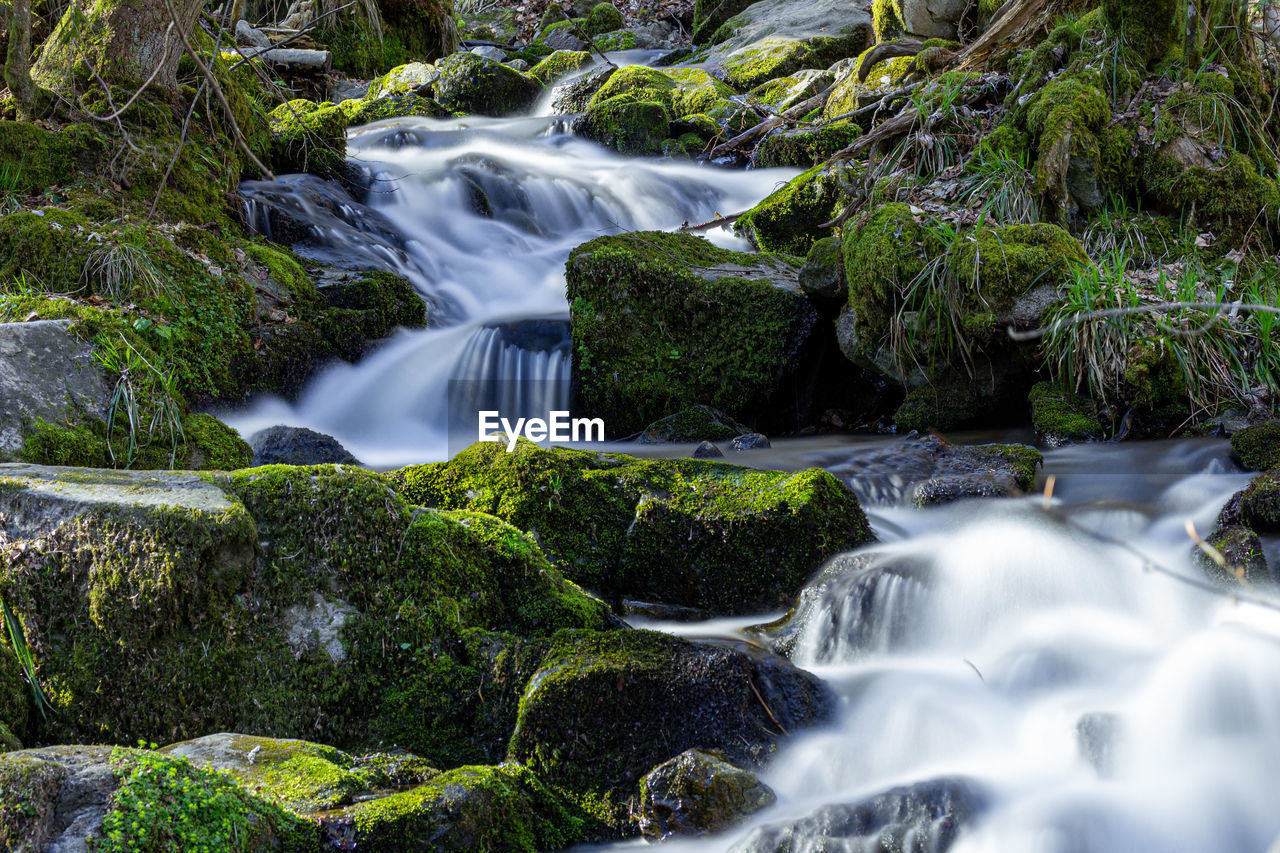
[559,6,617,70]
[747,677,788,735]
[678,211,743,232]
[708,86,831,159]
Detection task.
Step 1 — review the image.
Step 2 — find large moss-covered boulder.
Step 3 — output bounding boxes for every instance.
[1237,469,1280,533]
[1141,145,1280,250]
[755,121,861,168]
[0,121,104,195]
[574,96,672,154]
[0,463,610,762]
[736,164,846,255]
[566,231,821,436]
[506,629,835,831]
[698,0,873,91]
[1029,381,1105,446]
[529,49,592,84]
[433,52,543,116]
[268,99,350,178]
[392,440,873,614]
[1231,421,1280,471]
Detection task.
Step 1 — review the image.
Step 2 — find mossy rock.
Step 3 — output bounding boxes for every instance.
[692,0,756,44]
[586,66,738,126]
[18,413,253,471]
[636,749,776,839]
[0,121,105,196]
[333,762,584,851]
[1238,469,1280,533]
[506,628,835,831]
[165,733,438,814]
[339,94,451,125]
[1141,145,1280,249]
[636,405,750,443]
[0,463,610,763]
[574,96,671,155]
[594,29,640,49]
[1230,421,1280,471]
[585,2,623,35]
[268,99,349,178]
[1102,0,1178,64]
[736,163,846,255]
[1028,382,1104,446]
[529,50,592,84]
[798,234,846,299]
[872,0,905,41]
[754,120,861,168]
[391,439,873,614]
[893,362,1033,433]
[955,222,1088,309]
[566,231,822,435]
[1195,524,1270,586]
[433,52,544,117]
[319,0,457,77]
[367,61,440,99]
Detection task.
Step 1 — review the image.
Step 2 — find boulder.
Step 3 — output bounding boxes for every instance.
[636,405,750,444]
[0,463,611,761]
[529,49,593,84]
[736,164,845,255]
[730,432,772,451]
[248,425,360,466]
[1233,470,1280,533]
[432,52,544,116]
[797,235,846,300]
[507,629,836,831]
[636,749,777,839]
[551,66,615,113]
[1230,420,1280,471]
[0,320,110,458]
[754,121,862,168]
[887,0,968,40]
[392,440,874,614]
[470,45,508,62]
[730,777,986,852]
[692,0,756,44]
[696,0,873,91]
[1029,381,1105,446]
[693,441,724,458]
[1194,525,1270,586]
[370,61,440,98]
[567,231,823,435]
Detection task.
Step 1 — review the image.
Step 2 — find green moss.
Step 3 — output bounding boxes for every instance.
[1230,421,1280,471]
[1102,0,1178,64]
[0,750,81,847]
[593,29,639,49]
[841,202,930,358]
[1239,469,1280,532]
[529,50,592,84]
[736,164,845,254]
[955,222,1089,308]
[576,96,671,155]
[179,414,252,470]
[268,99,349,178]
[340,763,584,851]
[340,94,451,124]
[391,439,872,613]
[1141,148,1280,249]
[0,121,104,195]
[691,0,755,43]
[637,405,747,442]
[585,3,623,35]
[433,52,543,117]
[97,747,313,852]
[1029,381,1104,443]
[721,39,811,91]
[754,120,861,168]
[17,413,249,471]
[872,0,905,41]
[963,443,1044,489]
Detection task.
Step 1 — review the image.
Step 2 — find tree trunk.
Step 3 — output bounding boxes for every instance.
[32,0,208,95]
[4,0,34,117]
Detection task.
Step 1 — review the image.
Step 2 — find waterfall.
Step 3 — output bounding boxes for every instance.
[226,112,796,465]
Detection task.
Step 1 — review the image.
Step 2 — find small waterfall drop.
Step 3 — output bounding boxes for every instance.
[228,112,795,465]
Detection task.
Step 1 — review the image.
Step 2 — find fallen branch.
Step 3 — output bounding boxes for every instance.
[230,0,357,69]
[677,211,743,232]
[559,6,617,70]
[708,85,831,159]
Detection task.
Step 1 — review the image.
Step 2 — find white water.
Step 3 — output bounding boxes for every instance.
[227,109,796,466]
[588,439,1280,853]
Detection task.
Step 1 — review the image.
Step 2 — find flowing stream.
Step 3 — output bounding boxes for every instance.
[225,64,1280,852]
[229,67,798,466]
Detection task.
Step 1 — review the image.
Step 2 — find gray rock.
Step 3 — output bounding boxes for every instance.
[235,18,271,49]
[900,0,967,39]
[470,44,508,61]
[731,433,772,451]
[1196,524,1271,585]
[544,26,587,51]
[1077,712,1120,777]
[798,235,845,300]
[432,52,544,116]
[0,746,117,853]
[0,320,110,457]
[330,78,370,102]
[731,777,986,853]
[637,405,750,444]
[506,58,530,72]
[0,463,239,540]
[550,66,614,113]
[693,440,724,458]
[374,61,439,98]
[248,424,360,466]
[283,593,358,663]
[637,749,777,839]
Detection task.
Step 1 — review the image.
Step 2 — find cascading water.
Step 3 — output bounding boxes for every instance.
[591,439,1280,853]
[227,90,797,465]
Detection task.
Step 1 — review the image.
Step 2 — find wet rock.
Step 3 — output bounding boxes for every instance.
[819,433,1041,507]
[544,26,587,51]
[798,235,847,300]
[622,599,709,621]
[567,231,824,436]
[637,405,750,444]
[507,629,835,832]
[636,749,777,839]
[1230,420,1280,471]
[392,440,873,615]
[507,58,530,72]
[0,320,110,458]
[372,61,439,97]
[731,433,772,451]
[1077,711,1120,776]
[1235,470,1280,533]
[248,424,360,466]
[1195,525,1271,585]
[693,441,724,458]
[550,66,614,113]
[731,776,986,853]
[432,52,543,116]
